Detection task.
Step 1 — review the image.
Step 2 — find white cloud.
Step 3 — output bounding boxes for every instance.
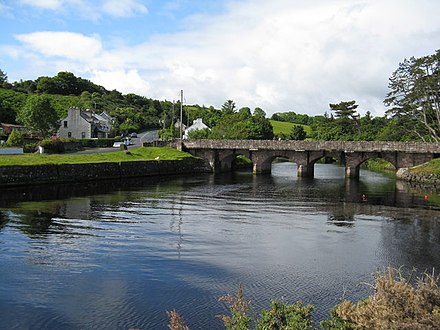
[102,0,148,17]
[15,32,102,60]
[16,0,148,19]
[18,0,64,10]
[91,69,151,95]
[5,0,440,116]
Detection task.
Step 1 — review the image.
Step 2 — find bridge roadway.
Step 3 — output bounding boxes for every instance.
[179,140,440,178]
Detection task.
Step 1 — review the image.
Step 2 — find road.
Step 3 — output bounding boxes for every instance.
[74,130,158,154]
[139,130,159,144]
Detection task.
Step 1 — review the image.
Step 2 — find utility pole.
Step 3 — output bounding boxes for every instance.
[180,90,183,140]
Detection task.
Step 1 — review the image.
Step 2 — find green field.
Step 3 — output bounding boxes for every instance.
[270,120,312,137]
[0,147,192,166]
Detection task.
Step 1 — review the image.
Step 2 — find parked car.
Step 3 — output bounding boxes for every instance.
[130,132,138,138]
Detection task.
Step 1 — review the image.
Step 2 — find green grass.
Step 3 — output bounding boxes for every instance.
[270,120,312,136]
[0,147,192,166]
[410,158,440,175]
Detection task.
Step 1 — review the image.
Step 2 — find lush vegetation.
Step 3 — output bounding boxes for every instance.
[167,268,440,329]
[0,147,191,166]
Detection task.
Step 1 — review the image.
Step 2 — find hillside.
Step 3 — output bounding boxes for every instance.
[270,120,312,137]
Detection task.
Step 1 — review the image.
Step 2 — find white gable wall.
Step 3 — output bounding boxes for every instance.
[58,108,92,139]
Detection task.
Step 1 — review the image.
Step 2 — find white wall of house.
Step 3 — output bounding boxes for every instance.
[183,118,210,139]
[58,108,92,139]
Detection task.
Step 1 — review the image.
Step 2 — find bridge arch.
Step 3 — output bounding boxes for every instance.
[179,140,440,178]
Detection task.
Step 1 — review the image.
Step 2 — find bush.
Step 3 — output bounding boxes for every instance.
[79,138,119,148]
[23,142,38,153]
[5,130,25,147]
[321,268,440,329]
[39,136,65,153]
[256,300,314,330]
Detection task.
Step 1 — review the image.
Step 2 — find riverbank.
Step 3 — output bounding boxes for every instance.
[396,158,440,186]
[0,147,212,187]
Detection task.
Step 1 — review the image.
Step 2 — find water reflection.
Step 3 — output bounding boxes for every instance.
[1,163,440,329]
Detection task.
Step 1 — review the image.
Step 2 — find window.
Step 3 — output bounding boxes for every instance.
[68,132,72,138]
[64,121,68,128]
[81,132,86,138]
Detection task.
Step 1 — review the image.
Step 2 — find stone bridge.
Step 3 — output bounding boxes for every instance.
[178,140,440,178]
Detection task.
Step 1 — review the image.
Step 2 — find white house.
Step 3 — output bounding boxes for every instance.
[58,108,113,139]
[183,118,210,139]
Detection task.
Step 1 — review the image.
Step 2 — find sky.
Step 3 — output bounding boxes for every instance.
[0,0,439,117]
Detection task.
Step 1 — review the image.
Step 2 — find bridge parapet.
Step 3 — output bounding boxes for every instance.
[182,140,440,153]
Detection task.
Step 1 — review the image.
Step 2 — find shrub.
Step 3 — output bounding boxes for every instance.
[23,142,38,153]
[322,267,440,329]
[79,138,119,148]
[5,130,25,147]
[39,137,65,153]
[218,285,252,330]
[256,300,314,330]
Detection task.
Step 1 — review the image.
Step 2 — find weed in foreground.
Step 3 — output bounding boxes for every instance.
[322,267,440,329]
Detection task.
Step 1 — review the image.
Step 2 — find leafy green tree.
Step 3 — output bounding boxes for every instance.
[0,88,27,123]
[385,50,440,141]
[17,95,59,137]
[290,125,307,140]
[253,107,266,118]
[188,128,210,139]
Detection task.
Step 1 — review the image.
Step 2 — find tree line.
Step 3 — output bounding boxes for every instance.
[1,49,439,141]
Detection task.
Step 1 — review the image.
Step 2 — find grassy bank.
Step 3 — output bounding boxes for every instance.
[410,158,440,175]
[361,158,396,173]
[0,147,192,166]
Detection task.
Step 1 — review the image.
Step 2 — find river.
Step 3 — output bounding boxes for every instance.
[1,162,440,329]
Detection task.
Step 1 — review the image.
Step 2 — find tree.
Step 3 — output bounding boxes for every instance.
[385,50,440,142]
[329,100,359,120]
[253,107,266,118]
[329,100,360,139]
[290,125,307,140]
[221,100,236,115]
[17,95,59,137]
[0,69,7,84]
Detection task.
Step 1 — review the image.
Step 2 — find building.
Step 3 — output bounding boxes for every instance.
[0,123,26,136]
[58,108,113,139]
[183,118,210,139]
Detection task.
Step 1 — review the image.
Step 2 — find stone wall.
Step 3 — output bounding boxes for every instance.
[396,168,440,186]
[182,139,440,153]
[0,158,212,187]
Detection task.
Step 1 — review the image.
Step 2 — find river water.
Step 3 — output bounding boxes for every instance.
[1,162,440,329]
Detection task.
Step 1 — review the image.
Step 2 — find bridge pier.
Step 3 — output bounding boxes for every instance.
[297,163,314,177]
[345,165,360,178]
